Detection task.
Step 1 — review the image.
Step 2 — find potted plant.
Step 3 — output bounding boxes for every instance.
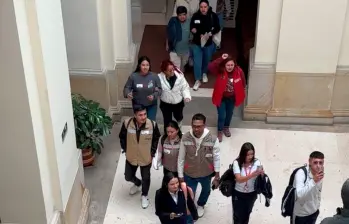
[71,94,113,167]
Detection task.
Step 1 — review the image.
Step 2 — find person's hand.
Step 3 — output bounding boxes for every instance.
[222,53,229,59]
[200,34,204,38]
[179,177,185,183]
[147,95,154,101]
[127,92,133,99]
[208,32,212,37]
[252,169,263,177]
[191,28,197,33]
[184,98,191,103]
[314,171,324,183]
[170,213,176,219]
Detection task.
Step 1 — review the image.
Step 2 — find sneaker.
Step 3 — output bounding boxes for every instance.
[197,205,205,217]
[193,80,201,91]
[129,184,141,195]
[218,131,223,142]
[141,196,149,209]
[223,127,231,137]
[216,44,221,50]
[202,73,208,83]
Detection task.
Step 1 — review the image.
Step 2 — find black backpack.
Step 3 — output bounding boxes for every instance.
[281,165,307,217]
[219,163,236,197]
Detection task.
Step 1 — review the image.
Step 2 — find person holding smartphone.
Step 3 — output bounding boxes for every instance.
[292,151,325,224]
[155,172,198,224]
[232,142,264,224]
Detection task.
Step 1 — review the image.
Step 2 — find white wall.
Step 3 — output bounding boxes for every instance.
[61,0,102,70]
[254,0,282,64]
[276,0,348,73]
[338,3,349,66]
[0,1,48,223]
[35,0,80,209]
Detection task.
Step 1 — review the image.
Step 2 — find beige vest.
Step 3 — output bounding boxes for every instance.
[182,131,216,178]
[125,118,153,166]
[162,136,181,172]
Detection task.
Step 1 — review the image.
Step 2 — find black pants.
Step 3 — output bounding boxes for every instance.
[294,210,319,224]
[160,100,184,131]
[232,190,257,224]
[163,167,178,177]
[124,160,151,196]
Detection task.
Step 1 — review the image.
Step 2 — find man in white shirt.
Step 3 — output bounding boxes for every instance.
[293,151,325,224]
[178,113,220,218]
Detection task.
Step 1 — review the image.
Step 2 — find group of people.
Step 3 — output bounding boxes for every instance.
[118,104,349,224]
[118,1,348,224]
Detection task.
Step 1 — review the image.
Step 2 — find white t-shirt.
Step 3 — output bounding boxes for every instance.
[232,159,261,193]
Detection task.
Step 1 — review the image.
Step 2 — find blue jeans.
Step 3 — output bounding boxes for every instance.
[192,44,215,81]
[217,97,235,131]
[186,215,193,224]
[184,174,212,207]
[145,103,157,121]
[217,12,224,31]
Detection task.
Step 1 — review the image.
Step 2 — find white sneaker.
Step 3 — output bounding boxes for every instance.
[197,205,205,217]
[129,184,140,195]
[141,196,149,209]
[193,80,201,91]
[202,73,208,83]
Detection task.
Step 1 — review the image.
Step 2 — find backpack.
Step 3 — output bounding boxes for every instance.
[219,163,236,197]
[281,165,307,217]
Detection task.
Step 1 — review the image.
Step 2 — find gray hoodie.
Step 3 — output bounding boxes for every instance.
[123,72,162,107]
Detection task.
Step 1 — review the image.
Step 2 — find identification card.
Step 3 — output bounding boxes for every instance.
[164,149,171,154]
[136,84,143,88]
[194,20,200,24]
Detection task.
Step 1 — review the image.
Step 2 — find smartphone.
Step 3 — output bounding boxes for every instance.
[257,165,264,170]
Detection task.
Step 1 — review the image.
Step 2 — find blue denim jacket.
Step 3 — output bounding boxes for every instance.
[167,17,182,52]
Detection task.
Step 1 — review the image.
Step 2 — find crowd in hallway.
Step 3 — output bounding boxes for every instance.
[117,0,349,223]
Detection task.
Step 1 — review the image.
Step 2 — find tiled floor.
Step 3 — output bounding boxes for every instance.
[102,125,349,224]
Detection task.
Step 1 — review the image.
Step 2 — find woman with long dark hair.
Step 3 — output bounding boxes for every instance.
[158,60,191,130]
[232,142,264,224]
[153,120,183,177]
[208,53,246,142]
[123,56,162,120]
[155,172,198,224]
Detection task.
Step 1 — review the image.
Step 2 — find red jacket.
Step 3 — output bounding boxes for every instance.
[208,58,246,107]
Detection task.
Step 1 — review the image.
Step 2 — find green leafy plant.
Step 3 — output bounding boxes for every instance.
[71,94,113,154]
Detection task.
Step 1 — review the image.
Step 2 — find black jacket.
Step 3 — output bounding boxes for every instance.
[155,188,198,224]
[190,7,220,47]
[118,118,161,157]
[254,174,273,207]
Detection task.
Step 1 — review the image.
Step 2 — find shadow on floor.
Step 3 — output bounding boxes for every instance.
[85,124,121,224]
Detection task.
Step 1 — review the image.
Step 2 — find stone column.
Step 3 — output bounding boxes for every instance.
[0,0,88,223]
[108,0,137,118]
[245,0,349,125]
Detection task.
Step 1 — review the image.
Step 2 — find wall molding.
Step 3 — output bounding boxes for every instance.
[77,188,90,224]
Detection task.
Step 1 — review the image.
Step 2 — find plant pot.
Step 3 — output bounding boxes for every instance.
[82,148,95,167]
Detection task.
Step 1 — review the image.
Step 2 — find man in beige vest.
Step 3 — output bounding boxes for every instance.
[178,113,220,218]
[119,106,161,209]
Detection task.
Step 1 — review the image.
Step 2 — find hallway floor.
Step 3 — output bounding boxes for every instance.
[85,120,349,224]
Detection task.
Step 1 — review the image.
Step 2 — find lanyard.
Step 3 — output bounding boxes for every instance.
[244,166,252,192]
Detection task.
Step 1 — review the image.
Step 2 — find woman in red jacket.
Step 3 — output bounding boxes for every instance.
[208,53,246,142]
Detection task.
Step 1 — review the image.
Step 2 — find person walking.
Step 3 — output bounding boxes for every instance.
[158,60,191,130]
[215,0,231,49]
[167,6,192,72]
[232,142,264,224]
[208,53,246,142]
[190,0,220,90]
[123,56,162,121]
[292,151,325,224]
[118,106,161,209]
[320,178,349,224]
[153,121,183,177]
[177,113,220,217]
[155,172,198,224]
